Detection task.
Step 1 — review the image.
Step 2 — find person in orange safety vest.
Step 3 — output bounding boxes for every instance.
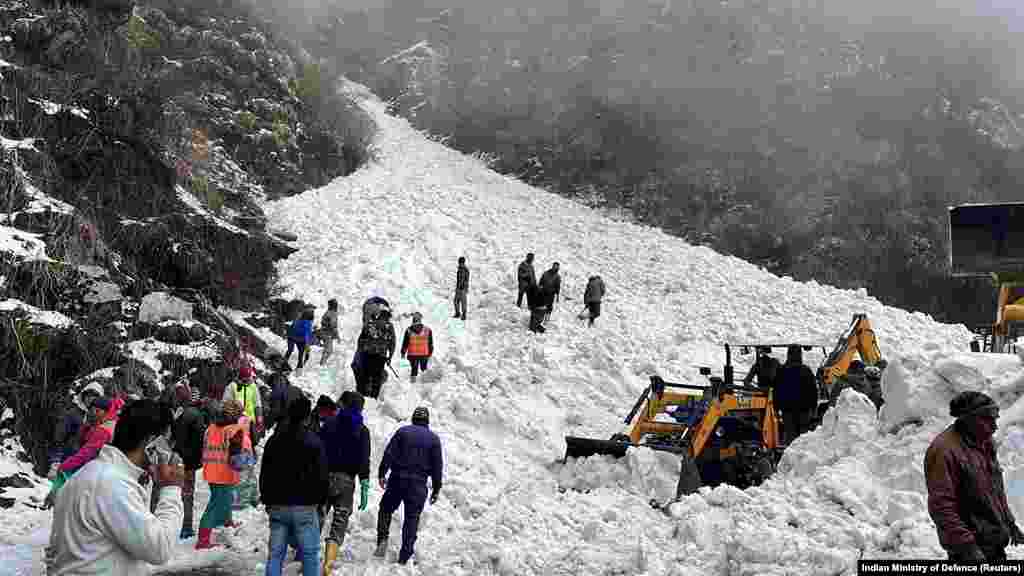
[400,313,434,383]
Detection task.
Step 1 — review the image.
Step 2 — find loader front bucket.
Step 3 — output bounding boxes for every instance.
[564,436,630,462]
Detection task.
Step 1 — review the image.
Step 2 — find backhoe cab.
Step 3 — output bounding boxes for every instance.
[564,344,781,498]
[948,202,1024,354]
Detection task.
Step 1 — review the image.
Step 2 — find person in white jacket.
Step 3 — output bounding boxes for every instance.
[47,399,184,575]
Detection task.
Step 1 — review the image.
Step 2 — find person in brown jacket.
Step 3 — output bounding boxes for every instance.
[925,391,1024,562]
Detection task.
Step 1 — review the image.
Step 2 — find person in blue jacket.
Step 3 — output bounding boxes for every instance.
[285,307,315,369]
[374,406,443,565]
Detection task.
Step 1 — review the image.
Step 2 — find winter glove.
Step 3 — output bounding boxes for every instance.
[359,478,369,511]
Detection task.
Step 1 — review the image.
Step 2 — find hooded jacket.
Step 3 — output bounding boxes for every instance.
[584,277,605,304]
[59,412,117,475]
[260,424,329,507]
[401,324,434,358]
[46,445,183,575]
[517,260,536,289]
[320,408,371,480]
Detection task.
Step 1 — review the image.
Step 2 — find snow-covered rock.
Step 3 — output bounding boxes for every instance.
[137,292,193,324]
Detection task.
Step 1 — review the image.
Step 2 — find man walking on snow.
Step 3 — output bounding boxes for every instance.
[319,391,371,575]
[174,388,208,539]
[582,275,606,327]
[401,312,434,383]
[47,399,184,575]
[356,304,396,400]
[516,253,536,308]
[539,262,561,321]
[375,407,443,565]
[319,299,341,366]
[454,257,469,320]
[926,391,1024,562]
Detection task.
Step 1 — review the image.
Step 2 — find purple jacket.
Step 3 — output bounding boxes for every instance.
[379,423,443,492]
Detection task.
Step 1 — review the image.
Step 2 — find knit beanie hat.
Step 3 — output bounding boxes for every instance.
[950,391,998,419]
[412,406,429,425]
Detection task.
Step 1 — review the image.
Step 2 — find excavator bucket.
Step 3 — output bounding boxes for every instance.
[563,435,630,461]
[948,202,1024,277]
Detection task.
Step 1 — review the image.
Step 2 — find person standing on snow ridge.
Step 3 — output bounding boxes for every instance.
[774,345,818,444]
[319,390,372,575]
[260,395,329,576]
[319,299,341,366]
[926,391,1024,562]
[46,399,184,576]
[516,253,536,308]
[285,307,316,370]
[526,281,547,334]
[581,275,606,327]
[400,312,434,383]
[538,262,561,322]
[48,381,104,480]
[454,257,469,320]
[374,406,443,565]
[174,388,208,540]
[195,399,249,550]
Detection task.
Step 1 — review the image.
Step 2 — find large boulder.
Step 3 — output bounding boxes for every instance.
[138,291,194,324]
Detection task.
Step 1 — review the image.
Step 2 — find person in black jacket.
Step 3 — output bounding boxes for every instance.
[516,253,536,308]
[374,406,444,565]
[775,345,819,444]
[527,282,547,333]
[260,396,329,576]
[173,388,208,539]
[454,257,469,320]
[319,391,372,574]
[538,262,561,321]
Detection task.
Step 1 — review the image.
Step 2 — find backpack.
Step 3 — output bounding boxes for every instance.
[360,318,393,356]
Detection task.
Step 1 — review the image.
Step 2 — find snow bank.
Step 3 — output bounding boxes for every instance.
[0,298,74,328]
[0,225,49,262]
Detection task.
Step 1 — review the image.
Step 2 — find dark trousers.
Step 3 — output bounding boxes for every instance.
[529,307,546,332]
[359,354,387,399]
[782,410,813,444]
[949,546,1006,562]
[181,469,197,534]
[377,477,428,564]
[284,338,308,368]
[409,357,429,380]
[586,301,601,326]
[517,285,529,307]
[454,289,467,319]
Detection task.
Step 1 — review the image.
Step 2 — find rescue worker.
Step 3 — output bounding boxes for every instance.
[400,312,434,383]
[454,256,469,320]
[285,307,316,369]
[582,275,606,327]
[356,305,396,400]
[319,299,341,366]
[374,407,443,565]
[538,262,561,321]
[222,364,263,510]
[260,395,328,576]
[516,253,536,308]
[775,345,818,444]
[48,382,104,480]
[925,391,1024,562]
[46,399,183,575]
[174,388,208,539]
[195,399,249,550]
[743,347,781,388]
[320,391,371,575]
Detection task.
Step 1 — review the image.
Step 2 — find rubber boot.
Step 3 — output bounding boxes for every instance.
[195,528,215,550]
[322,542,339,576]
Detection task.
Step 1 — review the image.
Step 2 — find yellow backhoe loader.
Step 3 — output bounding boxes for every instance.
[949,202,1024,354]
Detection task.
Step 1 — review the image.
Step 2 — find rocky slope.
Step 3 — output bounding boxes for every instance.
[0,0,372,481]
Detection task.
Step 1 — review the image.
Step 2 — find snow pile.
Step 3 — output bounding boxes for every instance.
[0,299,74,328]
[0,225,50,262]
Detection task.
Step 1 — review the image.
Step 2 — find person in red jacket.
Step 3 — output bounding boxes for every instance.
[44,397,118,509]
[400,313,434,383]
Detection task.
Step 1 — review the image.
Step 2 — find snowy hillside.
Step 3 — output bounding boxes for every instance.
[251,81,1012,575]
[13,79,1024,576]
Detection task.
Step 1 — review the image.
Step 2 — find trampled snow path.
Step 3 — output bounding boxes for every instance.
[11,81,1024,575]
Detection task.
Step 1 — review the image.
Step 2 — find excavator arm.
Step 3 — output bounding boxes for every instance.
[819,314,882,394]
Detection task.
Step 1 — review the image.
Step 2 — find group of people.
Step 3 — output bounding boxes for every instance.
[517,252,607,333]
[45,362,446,575]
